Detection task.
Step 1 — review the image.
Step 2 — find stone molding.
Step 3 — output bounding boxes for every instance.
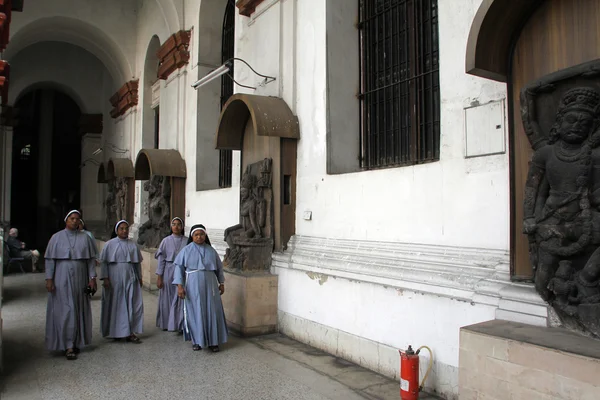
[236,0,266,17]
[110,80,139,118]
[157,30,191,80]
[272,235,549,326]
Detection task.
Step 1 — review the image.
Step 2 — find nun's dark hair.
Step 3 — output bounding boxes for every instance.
[187,224,212,246]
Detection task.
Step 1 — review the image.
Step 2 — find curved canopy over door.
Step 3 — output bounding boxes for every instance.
[134,148,187,226]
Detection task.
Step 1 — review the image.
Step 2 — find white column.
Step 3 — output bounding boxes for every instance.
[80,133,104,222]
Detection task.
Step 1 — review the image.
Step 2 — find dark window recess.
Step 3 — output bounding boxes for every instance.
[154,105,160,149]
[358,0,440,168]
[283,175,291,205]
[219,0,236,188]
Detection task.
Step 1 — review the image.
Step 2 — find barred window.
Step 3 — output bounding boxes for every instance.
[358,0,440,168]
[218,0,236,188]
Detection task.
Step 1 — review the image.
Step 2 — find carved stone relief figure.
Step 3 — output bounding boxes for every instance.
[104,181,117,235]
[137,175,171,248]
[521,64,600,338]
[224,158,273,271]
[114,177,129,222]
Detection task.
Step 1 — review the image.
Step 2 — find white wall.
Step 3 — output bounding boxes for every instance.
[291,0,509,250]
[229,1,518,398]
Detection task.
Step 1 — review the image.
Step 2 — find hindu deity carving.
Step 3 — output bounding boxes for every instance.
[224,158,273,271]
[521,64,600,337]
[114,177,129,222]
[137,175,171,248]
[104,182,117,236]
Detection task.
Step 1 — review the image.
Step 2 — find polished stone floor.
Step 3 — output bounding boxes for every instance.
[0,272,440,400]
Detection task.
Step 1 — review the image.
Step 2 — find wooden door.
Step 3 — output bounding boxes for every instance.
[511,0,600,279]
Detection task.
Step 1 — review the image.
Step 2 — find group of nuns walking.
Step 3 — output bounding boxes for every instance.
[44,210,228,360]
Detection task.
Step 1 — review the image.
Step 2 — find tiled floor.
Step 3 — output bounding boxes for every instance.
[0,272,440,400]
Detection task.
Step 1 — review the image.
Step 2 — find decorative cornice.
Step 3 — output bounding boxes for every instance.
[236,0,265,17]
[272,235,549,326]
[79,114,103,134]
[157,30,191,80]
[110,80,139,118]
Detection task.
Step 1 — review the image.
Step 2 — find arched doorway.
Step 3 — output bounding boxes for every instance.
[468,0,600,280]
[10,89,82,250]
[509,0,600,279]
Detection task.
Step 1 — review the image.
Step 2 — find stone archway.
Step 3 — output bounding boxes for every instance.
[465,0,542,82]
[468,0,600,280]
[216,93,299,252]
[467,0,600,337]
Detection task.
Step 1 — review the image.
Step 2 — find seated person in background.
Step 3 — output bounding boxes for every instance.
[7,228,41,272]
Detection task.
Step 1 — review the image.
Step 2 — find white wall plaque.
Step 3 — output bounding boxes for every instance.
[464,100,506,158]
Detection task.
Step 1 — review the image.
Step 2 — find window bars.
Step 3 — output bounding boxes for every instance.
[358,0,440,168]
[219,0,236,188]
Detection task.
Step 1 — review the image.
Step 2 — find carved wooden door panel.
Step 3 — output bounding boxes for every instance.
[510,0,600,279]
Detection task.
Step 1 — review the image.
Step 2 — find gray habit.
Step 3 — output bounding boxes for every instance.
[173,242,228,348]
[155,234,186,331]
[45,229,97,351]
[99,237,144,338]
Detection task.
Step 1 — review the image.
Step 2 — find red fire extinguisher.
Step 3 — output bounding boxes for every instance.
[399,345,433,400]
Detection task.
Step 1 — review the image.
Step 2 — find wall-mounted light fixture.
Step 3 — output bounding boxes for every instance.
[192,57,276,91]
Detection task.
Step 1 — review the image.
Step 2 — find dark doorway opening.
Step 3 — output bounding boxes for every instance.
[10,89,82,251]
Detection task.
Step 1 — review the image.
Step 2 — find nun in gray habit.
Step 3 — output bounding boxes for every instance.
[173,224,228,352]
[155,217,186,331]
[99,220,144,343]
[45,210,98,360]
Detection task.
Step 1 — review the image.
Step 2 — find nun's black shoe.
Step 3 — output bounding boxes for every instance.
[192,344,202,351]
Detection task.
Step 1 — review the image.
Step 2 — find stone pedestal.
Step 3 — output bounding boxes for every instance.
[222,270,278,336]
[140,248,159,291]
[459,320,600,400]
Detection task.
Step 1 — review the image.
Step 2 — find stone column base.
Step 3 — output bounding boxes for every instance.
[222,270,278,336]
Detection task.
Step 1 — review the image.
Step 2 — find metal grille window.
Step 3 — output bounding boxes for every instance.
[218,0,236,188]
[358,0,440,168]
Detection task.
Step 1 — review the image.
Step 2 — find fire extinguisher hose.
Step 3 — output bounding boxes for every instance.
[416,346,433,392]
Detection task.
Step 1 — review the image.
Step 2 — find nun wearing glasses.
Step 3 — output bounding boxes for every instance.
[173,224,228,352]
[99,220,144,343]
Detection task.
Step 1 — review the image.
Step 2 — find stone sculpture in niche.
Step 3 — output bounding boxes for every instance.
[224,158,273,271]
[137,175,171,248]
[521,62,600,338]
[104,182,117,235]
[114,177,129,222]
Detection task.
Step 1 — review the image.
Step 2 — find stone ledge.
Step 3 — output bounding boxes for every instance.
[272,235,548,326]
[460,320,600,399]
[463,319,600,359]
